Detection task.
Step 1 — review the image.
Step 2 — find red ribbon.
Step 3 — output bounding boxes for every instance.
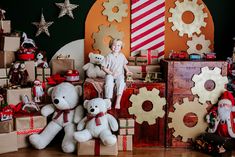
[53,109,71,123]
[142,50,158,64]
[17,128,43,135]
[86,112,105,126]
[94,139,100,156]
[141,65,147,78]
[123,136,127,151]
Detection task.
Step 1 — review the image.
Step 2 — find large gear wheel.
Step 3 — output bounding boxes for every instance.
[168,0,208,37]
[128,87,166,125]
[102,0,128,23]
[92,24,124,55]
[191,66,228,104]
[168,97,208,142]
[187,34,211,55]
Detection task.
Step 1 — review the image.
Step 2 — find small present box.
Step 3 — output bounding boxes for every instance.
[0,119,14,133]
[119,118,135,128]
[36,67,51,82]
[140,49,159,65]
[0,78,8,87]
[0,20,11,33]
[0,51,15,68]
[117,135,133,151]
[0,68,7,78]
[136,57,148,66]
[77,139,118,156]
[7,88,32,105]
[119,128,135,135]
[127,65,161,79]
[24,61,36,82]
[51,58,75,75]
[0,131,18,154]
[0,35,20,51]
[15,115,47,148]
[128,57,136,66]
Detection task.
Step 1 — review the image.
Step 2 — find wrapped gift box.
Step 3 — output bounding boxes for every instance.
[118,135,133,151]
[0,35,20,51]
[136,57,148,66]
[15,115,47,148]
[7,88,32,105]
[0,51,15,68]
[0,119,14,133]
[0,131,18,154]
[140,49,159,65]
[119,128,135,135]
[0,20,11,33]
[24,61,36,82]
[119,118,135,128]
[51,58,74,75]
[0,68,9,87]
[127,65,162,80]
[77,139,118,156]
[128,57,136,66]
[36,67,51,82]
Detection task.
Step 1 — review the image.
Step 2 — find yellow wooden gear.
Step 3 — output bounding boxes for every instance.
[128,87,166,125]
[191,66,228,104]
[168,97,208,142]
[102,0,128,22]
[168,0,208,37]
[92,24,124,55]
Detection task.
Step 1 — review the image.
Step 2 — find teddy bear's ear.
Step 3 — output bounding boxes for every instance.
[47,87,54,96]
[83,100,89,109]
[75,85,83,97]
[104,99,111,109]
[88,52,94,58]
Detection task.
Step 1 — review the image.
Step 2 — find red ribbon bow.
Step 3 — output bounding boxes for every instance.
[86,112,105,126]
[54,109,71,123]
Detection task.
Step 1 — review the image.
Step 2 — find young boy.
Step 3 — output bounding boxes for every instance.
[102,38,132,109]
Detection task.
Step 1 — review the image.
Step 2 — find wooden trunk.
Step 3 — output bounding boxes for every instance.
[162,60,228,148]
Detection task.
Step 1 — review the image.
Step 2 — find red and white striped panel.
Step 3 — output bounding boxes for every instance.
[131,0,165,58]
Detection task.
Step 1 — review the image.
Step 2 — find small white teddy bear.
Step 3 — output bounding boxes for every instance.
[83,52,106,78]
[29,82,84,153]
[74,98,118,146]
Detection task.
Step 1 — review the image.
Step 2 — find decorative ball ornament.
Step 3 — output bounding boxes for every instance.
[168,97,208,142]
[55,0,79,19]
[187,34,211,55]
[32,11,54,37]
[168,0,208,37]
[102,0,128,23]
[128,87,166,125]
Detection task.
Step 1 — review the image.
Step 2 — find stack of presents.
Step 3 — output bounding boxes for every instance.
[1,9,235,157]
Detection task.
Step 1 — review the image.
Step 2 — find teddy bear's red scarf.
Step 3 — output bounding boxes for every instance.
[86,112,105,126]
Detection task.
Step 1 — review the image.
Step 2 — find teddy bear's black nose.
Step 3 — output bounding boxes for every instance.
[90,108,95,112]
[54,99,59,104]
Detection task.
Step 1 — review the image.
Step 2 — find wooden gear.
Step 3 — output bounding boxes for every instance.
[128,87,166,125]
[92,24,124,55]
[191,66,228,104]
[168,0,208,37]
[187,34,211,55]
[102,0,128,22]
[168,97,208,142]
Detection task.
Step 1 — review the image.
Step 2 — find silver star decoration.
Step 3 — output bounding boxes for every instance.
[55,0,79,19]
[32,12,54,37]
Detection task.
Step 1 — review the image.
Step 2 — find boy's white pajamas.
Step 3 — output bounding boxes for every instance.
[102,52,128,98]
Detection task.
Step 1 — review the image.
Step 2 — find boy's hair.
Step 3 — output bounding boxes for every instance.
[109,38,123,49]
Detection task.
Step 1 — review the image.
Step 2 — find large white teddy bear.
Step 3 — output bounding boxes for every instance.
[74,98,118,146]
[83,52,106,78]
[29,82,84,153]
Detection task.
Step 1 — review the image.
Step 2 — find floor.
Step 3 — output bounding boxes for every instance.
[1,146,234,157]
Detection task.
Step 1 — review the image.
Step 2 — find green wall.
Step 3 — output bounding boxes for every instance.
[1,0,234,60]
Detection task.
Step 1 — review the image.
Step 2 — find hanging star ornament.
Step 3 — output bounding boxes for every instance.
[32,11,54,37]
[55,0,79,19]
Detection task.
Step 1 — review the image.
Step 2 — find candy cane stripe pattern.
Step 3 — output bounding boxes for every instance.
[131,0,165,58]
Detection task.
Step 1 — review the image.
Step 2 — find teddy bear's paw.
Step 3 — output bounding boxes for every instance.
[74,132,88,142]
[29,134,46,149]
[102,135,117,146]
[62,143,75,153]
